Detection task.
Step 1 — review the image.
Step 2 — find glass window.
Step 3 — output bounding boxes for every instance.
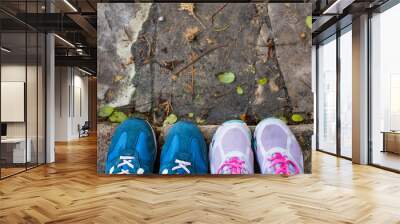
[27,30,38,169]
[339,27,352,158]
[371,3,400,171]
[317,36,337,154]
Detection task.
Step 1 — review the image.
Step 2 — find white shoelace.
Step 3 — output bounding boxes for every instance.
[171,159,191,174]
[109,156,135,174]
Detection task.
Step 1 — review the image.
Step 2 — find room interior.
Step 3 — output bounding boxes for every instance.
[313,0,400,172]
[0,0,400,222]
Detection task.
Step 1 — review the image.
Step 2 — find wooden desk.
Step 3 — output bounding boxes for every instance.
[382,131,400,154]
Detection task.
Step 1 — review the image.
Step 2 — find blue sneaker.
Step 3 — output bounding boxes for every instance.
[105,118,157,175]
[159,121,208,175]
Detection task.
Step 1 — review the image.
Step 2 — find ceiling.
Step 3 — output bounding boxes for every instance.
[0,0,100,74]
[311,0,390,43]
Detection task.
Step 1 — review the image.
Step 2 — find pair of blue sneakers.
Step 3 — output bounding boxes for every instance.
[105,118,208,175]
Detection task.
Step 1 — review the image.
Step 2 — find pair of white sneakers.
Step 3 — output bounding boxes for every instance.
[209,118,304,175]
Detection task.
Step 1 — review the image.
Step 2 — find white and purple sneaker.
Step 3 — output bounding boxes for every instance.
[254,118,304,175]
[209,120,254,174]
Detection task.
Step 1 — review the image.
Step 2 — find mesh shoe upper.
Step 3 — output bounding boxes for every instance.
[105,118,157,175]
[159,121,208,175]
[209,120,254,174]
[254,118,304,175]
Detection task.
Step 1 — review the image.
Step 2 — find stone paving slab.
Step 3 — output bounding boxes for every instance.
[97,3,312,126]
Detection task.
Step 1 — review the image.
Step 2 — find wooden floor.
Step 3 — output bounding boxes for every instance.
[1,167,26,178]
[372,150,400,171]
[1,136,400,224]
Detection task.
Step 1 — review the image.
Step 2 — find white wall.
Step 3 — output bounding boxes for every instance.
[55,66,69,141]
[1,63,46,164]
[71,73,89,139]
[1,65,40,138]
[54,67,89,141]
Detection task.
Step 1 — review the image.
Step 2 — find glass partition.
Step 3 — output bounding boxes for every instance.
[38,32,45,165]
[0,1,46,179]
[1,31,28,177]
[27,31,38,169]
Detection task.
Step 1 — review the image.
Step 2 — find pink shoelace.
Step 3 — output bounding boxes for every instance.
[217,156,246,174]
[268,152,300,175]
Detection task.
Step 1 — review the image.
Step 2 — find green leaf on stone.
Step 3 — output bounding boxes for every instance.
[98,105,114,118]
[188,113,194,118]
[306,16,312,29]
[217,72,235,84]
[236,86,244,95]
[108,111,128,123]
[291,114,304,122]
[163,113,178,127]
[257,77,268,86]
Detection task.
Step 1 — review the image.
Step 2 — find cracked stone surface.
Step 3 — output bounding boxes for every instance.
[98,3,312,125]
[97,3,151,108]
[97,3,313,173]
[268,3,312,113]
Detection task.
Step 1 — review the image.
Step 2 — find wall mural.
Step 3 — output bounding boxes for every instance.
[97,3,313,175]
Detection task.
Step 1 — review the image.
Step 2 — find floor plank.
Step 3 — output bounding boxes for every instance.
[0,135,400,224]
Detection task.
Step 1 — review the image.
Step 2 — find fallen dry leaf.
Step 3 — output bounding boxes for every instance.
[113,74,124,82]
[179,3,195,15]
[240,114,247,122]
[184,27,200,42]
[206,38,214,45]
[269,79,280,93]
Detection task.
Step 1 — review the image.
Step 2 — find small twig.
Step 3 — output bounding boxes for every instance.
[168,93,173,112]
[171,44,229,77]
[267,38,274,60]
[249,41,299,47]
[190,52,197,96]
[142,35,152,59]
[179,3,206,29]
[160,99,173,116]
[211,3,229,25]
[213,24,230,32]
